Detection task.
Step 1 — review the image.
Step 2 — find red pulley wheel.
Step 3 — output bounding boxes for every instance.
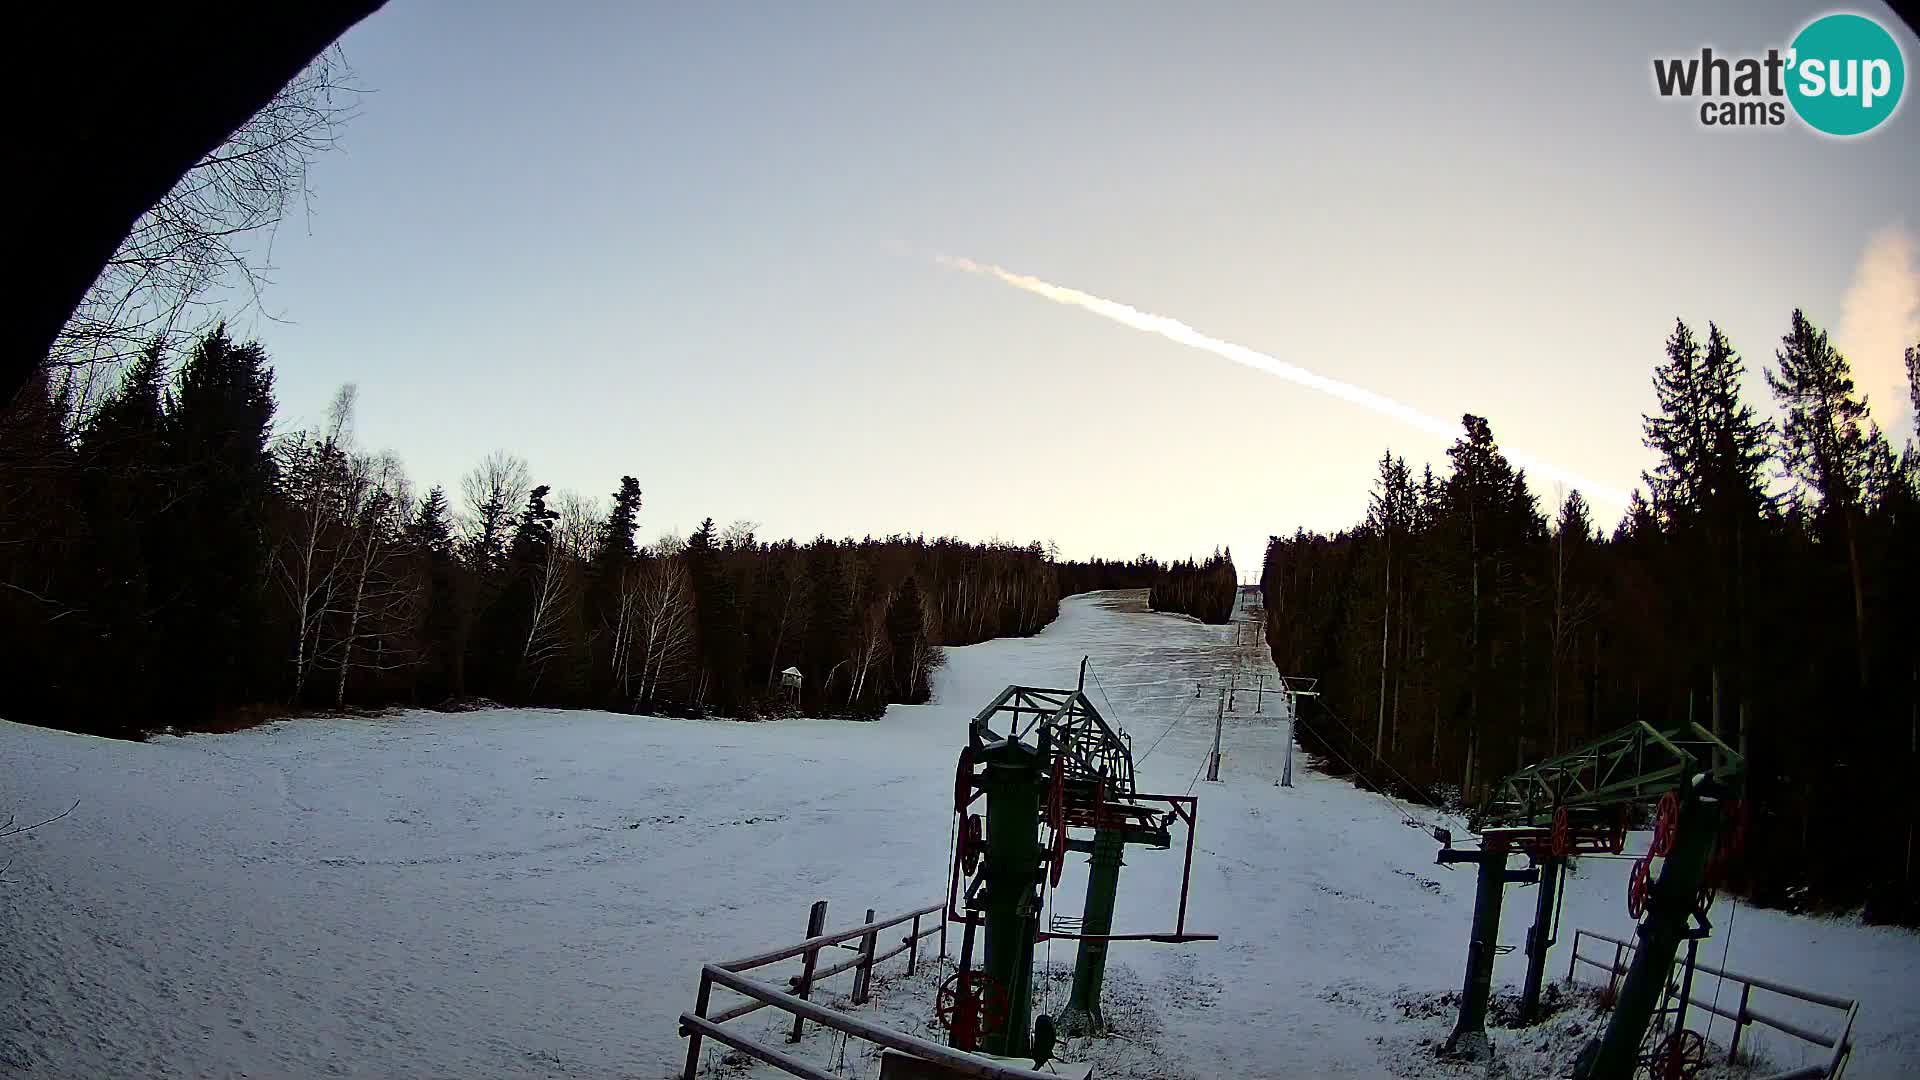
[1652,1028,1707,1080]
[1651,791,1680,857]
[1627,855,1652,920]
[936,970,1009,1048]
[954,746,975,815]
[1047,757,1066,835]
[1050,815,1068,887]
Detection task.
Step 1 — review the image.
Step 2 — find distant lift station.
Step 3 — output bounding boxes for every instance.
[943,670,1215,1061]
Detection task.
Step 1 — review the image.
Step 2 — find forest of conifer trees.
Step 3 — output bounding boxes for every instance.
[1262,312,1920,923]
[1148,551,1240,623]
[0,327,1233,737]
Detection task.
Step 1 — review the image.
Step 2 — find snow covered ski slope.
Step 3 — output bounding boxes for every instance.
[1,591,1914,1078]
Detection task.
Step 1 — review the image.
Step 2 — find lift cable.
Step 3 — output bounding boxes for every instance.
[1289,703,1445,834]
[1131,678,1213,768]
[1083,658,1207,769]
[1184,746,1211,796]
[1086,663,1128,741]
[1304,694,1449,814]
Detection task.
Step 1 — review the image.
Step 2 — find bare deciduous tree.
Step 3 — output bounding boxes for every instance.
[720,519,760,551]
[552,491,605,561]
[49,50,361,413]
[459,450,530,573]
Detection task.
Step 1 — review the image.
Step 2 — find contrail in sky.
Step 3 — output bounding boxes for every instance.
[936,254,1631,510]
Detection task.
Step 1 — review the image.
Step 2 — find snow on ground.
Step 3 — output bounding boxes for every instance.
[1,591,1915,1079]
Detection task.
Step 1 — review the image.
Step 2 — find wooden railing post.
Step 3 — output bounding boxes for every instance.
[788,900,828,1042]
[852,907,878,1005]
[1608,942,1625,1002]
[906,913,922,976]
[1567,930,1580,982]
[683,969,713,1080]
[1727,982,1752,1064]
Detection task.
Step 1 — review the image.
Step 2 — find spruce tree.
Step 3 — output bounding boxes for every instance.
[405,487,457,558]
[153,326,279,713]
[1768,310,1873,684]
[1643,319,1709,518]
[596,477,642,564]
[1366,452,1415,757]
[1438,414,1541,796]
[886,575,928,703]
[465,485,560,702]
[406,486,464,701]
[76,344,170,717]
[509,485,559,563]
[585,476,643,705]
[0,369,91,725]
[684,517,743,711]
[1906,342,1919,440]
[804,541,854,710]
[1643,319,1773,740]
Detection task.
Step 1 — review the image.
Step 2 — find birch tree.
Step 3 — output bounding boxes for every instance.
[847,597,891,705]
[272,385,356,702]
[516,487,583,691]
[634,554,696,710]
[331,451,417,707]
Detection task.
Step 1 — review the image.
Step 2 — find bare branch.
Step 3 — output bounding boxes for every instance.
[46,48,362,410]
[0,799,80,838]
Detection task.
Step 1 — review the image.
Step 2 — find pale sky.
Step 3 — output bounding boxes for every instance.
[240,2,1920,576]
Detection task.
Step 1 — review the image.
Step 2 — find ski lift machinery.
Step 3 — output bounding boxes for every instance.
[940,670,1217,1060]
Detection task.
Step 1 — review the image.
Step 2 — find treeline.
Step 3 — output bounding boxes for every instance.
[1055,555,1167,597]
[0,328,1069,735]
[1262,311,1919,921]
[1149,551,1238,623]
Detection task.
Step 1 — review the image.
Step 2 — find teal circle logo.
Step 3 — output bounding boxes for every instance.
[1787,13,1905,136]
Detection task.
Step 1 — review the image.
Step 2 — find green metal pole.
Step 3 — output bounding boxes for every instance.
[1444,836,1509,1059]
[1519,857,1561,1025]
[977,741,1042,1058]
[1062,825,1126,1034]
[1577,793,1724,1080]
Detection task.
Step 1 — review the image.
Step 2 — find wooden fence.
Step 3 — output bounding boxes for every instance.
[1567,928,1859,1079]
[678,898,1056,1080]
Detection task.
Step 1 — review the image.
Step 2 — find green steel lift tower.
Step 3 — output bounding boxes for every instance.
[1433,721,1745,1079]
[942,678,1213,1058]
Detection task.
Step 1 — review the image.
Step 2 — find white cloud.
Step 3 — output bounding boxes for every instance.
[1836,225,1920,433]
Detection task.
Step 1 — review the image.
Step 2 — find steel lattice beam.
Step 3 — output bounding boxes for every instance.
[971,686,1136,799]
[1476,722,1743,831]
